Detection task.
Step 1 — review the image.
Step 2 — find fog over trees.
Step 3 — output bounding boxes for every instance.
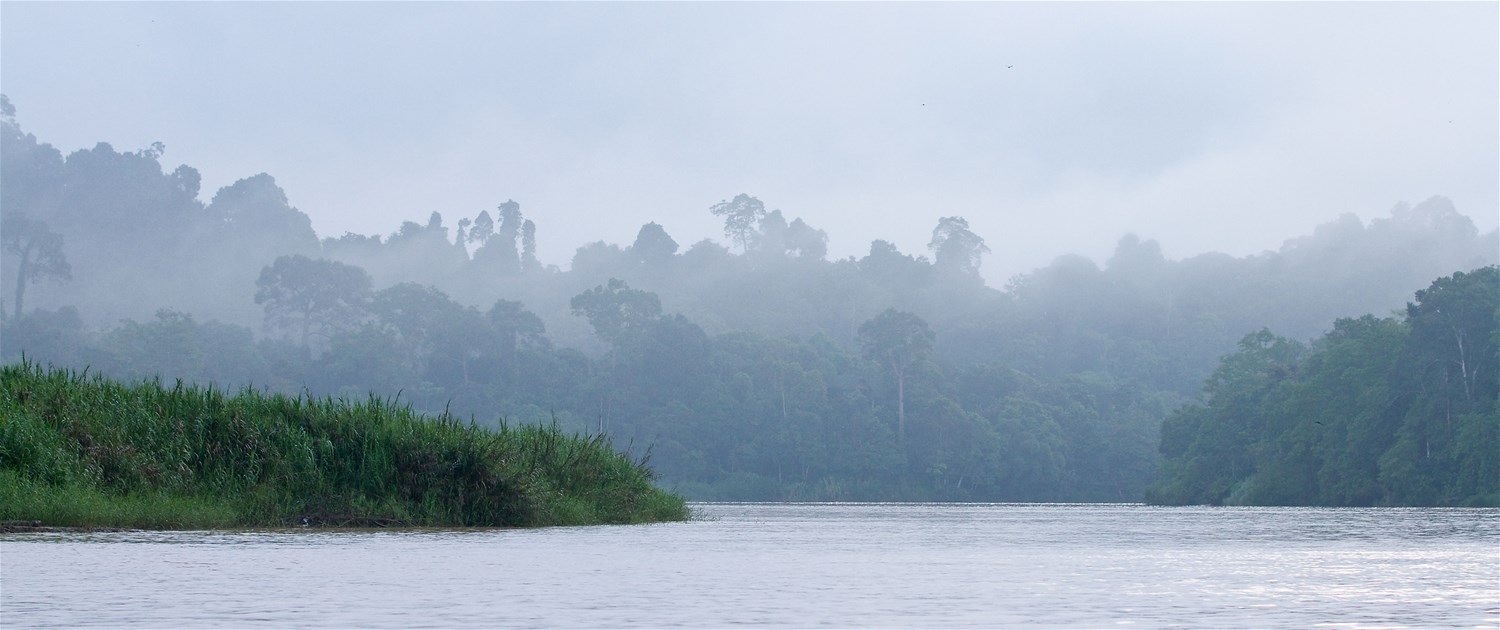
[3,98,1496,503]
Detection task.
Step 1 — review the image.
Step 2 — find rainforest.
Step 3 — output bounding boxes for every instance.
[2,96,1496,507]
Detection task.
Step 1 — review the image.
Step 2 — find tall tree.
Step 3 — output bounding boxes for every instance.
[454,217,471,254]
[858,308,936,442]
[756,210,789,255]
[860,240,932,294]
[206,173,320,257]
[2,213,71,320]
[254,255,372,348]
[709,194,766,253]
[1,97,66,237]
[929,216,990,278]
[632,222,679,266]
[571,241,632,278]
[570,278,663,348]
[786,218,829,260]
[488,298,547,381]
[1380,266,1500,503]
[468,210,494,247]
[495,200,524,274]
[468,208,492,243]
[520,219,539,272]
[571,279,663,432]
[1403,267,1499,406]
[369,282,466,376]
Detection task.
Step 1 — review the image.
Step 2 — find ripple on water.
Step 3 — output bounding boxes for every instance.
[3,503,1496,628]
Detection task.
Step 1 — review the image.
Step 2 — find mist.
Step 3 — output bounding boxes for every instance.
[1,2,1494,286]
[7,6,1500,628]
[1,2,1496,504]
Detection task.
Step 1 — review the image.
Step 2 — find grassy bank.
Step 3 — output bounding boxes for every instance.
[0,361,688,528]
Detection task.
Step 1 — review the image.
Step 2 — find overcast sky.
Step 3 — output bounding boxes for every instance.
[3,2,1495,285]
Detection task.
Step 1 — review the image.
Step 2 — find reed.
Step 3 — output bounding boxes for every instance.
[0,361,689,528]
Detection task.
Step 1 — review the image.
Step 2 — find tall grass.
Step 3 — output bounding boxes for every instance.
[0,361,688,528]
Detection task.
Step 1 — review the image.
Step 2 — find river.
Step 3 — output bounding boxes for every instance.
[3,503,1496,628]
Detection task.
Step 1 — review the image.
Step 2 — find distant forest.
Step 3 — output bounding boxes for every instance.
[3,95,1497,504]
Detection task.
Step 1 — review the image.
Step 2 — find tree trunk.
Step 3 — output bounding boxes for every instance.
[12,244,33,320]
[895,363,906,443]
[1451,325,1471,402]
[779,370,788,420]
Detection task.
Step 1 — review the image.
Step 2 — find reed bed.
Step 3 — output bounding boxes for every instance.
[0,361,688,528]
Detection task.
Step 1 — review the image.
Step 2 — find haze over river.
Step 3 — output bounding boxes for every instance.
[4,503,1496,628]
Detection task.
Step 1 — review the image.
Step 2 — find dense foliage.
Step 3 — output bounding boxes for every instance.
[3,95,1496,503]
[0,361,688,527]
[1147,268,1499,506]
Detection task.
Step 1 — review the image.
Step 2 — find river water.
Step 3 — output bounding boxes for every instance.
[2,503,1496,628]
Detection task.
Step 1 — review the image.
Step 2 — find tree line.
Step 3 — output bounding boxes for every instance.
[3,94,1496,502]
[1147,267,1498,506]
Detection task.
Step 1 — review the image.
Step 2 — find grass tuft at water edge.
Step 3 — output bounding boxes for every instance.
[0,360,689,529]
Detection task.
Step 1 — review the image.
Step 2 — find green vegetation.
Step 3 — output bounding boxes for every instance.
[1146,267,1499,507]
[2,96,1497,504]
[0,361,688,528]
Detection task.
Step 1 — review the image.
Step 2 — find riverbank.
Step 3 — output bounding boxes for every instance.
[0,362,689,528]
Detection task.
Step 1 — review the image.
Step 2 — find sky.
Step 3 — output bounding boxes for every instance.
[2,2,1496,285]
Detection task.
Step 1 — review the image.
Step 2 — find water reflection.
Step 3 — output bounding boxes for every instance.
[4,503,1496,628]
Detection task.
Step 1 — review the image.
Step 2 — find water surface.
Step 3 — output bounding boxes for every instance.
[3,503,1496,627]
